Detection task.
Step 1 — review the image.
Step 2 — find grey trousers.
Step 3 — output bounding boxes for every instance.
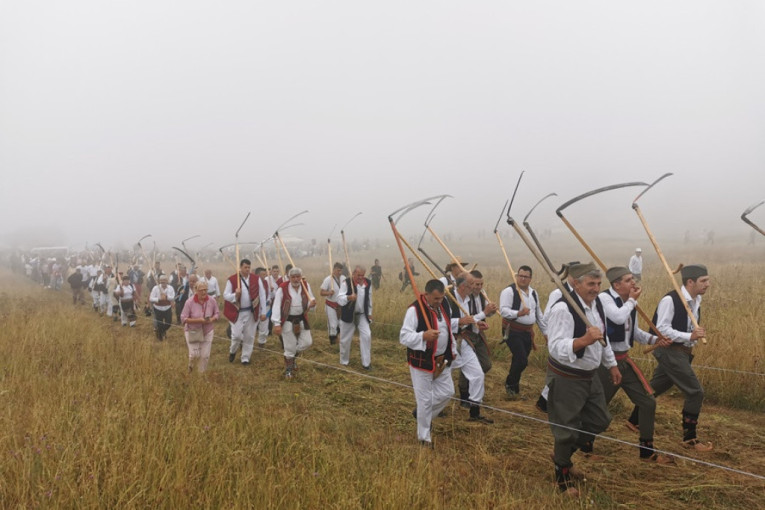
[548,369,611,467]
[598,357,657,439]
[650,347,703,415]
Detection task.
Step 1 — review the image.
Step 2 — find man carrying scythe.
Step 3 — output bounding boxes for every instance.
[545,262,620,496]
[271,267,316,379]
[224,258,267,366]
[593,266,674,464]
[319,262,345,346]
[629,264,713,452]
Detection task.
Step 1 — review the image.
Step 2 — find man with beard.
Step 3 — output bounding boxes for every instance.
[272,267,316,379]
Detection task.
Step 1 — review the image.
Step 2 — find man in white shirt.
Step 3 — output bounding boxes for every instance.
[598,266,673,463]
[319,263,345,345]
[272,267,316,378]
[149,274,176,341]
[545,262,620,496]
[636,264,713,452]
[499,265,546,399]
[628,248,643,282]
[336,265,372,369]
[399,279,457,447]
[204,269,220,298]
[449,273,494,424]
[223,259,267,365]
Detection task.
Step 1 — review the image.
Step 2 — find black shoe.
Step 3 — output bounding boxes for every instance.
[362,365,371,371]
[460,400,471,409]
[241,361,250,366]
[228,352,235,363]
[535,396,548,413]
[468,415,494,424]
[412,407,417,419]
[419,440,434,449]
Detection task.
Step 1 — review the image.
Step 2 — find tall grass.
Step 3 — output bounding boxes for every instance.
[1,242,764,508]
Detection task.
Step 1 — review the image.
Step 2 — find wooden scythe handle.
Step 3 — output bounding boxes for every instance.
[633,205,706,344]
[509,219,606,347]
[427,225,494,306]
[396,232,471,317]
[341,231,355,298]
[273,237,285,279]
[276,233,311,297]
[494,231,527,308]
[327,239,334,291]
[389,220,431,330]
[558,213,670,350]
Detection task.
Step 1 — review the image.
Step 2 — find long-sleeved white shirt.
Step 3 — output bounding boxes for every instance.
[149,284,176,311]
[271,283,315,324]
[628,255,643,275]
[499,285,546,334]
[599,288,655,352]
[205,276,221,297]
[320,274,345,304]
[544,282,573,316]
[223,275,267,316]
[655,286,701,348]
[547,294,617,371]
[449,290,483,334]
[400,304,451,357]
[337,278,372,316]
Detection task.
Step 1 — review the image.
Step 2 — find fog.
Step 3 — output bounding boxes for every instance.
[2,1,764,251]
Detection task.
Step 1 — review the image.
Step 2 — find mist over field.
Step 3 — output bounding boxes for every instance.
[2,1,764,250]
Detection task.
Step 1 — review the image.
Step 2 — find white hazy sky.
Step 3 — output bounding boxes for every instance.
[2,1,764,250]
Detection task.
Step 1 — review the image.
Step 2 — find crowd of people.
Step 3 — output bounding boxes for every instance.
[9,249,715,497]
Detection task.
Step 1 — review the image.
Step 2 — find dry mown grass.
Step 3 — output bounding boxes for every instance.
[1,240,764,508]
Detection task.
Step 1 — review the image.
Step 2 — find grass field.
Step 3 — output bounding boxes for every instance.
[2,239,764,508]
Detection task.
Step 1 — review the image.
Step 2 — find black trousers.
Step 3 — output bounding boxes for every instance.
[505,329,532,392]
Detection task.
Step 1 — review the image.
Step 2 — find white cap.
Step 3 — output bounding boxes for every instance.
[636,248,642,252]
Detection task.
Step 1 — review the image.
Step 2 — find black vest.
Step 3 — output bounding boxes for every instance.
[601,289,636,348]
[652,290,701,333]
[407,296,454,372]
[341,278,371,323]
[508,283,538,311]
[556,290,608,359]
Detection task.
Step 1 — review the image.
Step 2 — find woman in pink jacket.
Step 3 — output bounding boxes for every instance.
[181,281,220,373]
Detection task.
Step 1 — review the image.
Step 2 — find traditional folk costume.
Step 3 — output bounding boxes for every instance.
[172,271,190,325]
[115,280,138,327]
[106,273,120,320]
[149,281,176,341]
[536,279,575,413]
[631,264,712,451]
[88,266,100,311]
[400,295,456,445]
[320,272,345,345]
[336,275,372,368]
[546,266,617,492]
[94,270,111,315]
[223,272,266,365]
[596,267,668,461]
[446,289,493,423]
[499,283,546,397]
[271,280,315,378]
[457,291,493,405]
